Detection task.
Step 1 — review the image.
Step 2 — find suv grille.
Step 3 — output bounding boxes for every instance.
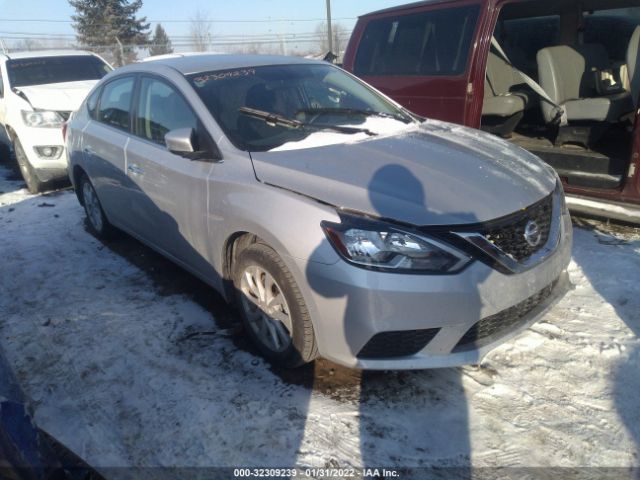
[454,280,557,351]
[483,194,553,261]
[357,328,440,359]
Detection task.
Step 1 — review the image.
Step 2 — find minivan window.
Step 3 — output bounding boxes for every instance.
[354,5,480,77]
[500,16,560,61]
[6,56,111,88]
[97,77,134,132]
[584,13,640,63]
[135,77,199,146]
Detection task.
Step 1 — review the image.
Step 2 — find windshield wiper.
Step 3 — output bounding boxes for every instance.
[239,107,377,136]
[295,107,411,123]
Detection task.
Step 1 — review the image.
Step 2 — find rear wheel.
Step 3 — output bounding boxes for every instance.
[0,142,10,164]
[14,138,45,194]
[79,173,116,239]
[234,243,318,368]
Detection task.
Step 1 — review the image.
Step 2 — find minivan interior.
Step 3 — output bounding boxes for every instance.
[481,0,640,192]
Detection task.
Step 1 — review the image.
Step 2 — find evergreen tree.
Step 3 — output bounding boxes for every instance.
[149,24,173,56]
[69,0,150,66]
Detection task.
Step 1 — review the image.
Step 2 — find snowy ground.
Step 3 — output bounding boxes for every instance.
[0,162,639,476]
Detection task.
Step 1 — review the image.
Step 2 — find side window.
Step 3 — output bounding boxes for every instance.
[86,87,101,120]
[502,16,561,60]
[135,77,198,146]
[97,76,134,131]
[354,5,480,76]
[584,15,639,63]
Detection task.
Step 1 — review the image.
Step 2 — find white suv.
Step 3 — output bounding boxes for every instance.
[0,50,111,193]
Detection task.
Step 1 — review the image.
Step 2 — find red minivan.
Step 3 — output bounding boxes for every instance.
[344,0,640,224]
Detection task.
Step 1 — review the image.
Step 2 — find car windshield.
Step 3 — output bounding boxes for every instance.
[7,56,111,88]
[188,63,415,152]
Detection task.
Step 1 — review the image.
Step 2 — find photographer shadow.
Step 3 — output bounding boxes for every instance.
[305,164,489,476]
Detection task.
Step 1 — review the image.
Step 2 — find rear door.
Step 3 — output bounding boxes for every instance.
[344,1,484,125]
[81,75,136,228]
[125,75,215,278]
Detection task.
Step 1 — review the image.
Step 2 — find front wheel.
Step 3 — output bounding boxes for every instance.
[234,243,318,368]
[79,173,116,239]
[14,138,44,194]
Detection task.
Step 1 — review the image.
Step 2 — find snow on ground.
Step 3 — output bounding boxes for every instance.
[0,162,639,474]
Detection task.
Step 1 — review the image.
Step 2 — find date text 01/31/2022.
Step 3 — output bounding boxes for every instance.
[233,468,400,477]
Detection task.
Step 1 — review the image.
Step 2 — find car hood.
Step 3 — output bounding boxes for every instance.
[249,119,558,226]
[15,80,99,112]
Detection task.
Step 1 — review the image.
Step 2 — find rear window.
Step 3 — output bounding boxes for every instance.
[500,16,561,60]
[354,5,480,77]
[584,13,640,63]
[97,76,134,132]
[7,55,111,88]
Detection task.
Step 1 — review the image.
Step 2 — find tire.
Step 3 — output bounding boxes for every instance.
[78,173,116,239]
[0,142,10,164]
[234,243,318,368]
[14,138,45,194]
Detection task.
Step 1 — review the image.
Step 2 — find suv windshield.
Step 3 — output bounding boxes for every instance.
[7,55,111,88]
[188,63,414,152]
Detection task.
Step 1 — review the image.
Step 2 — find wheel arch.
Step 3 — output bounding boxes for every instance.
[222,231,261,301]
[4,125,17,143]
[71,165,88,205]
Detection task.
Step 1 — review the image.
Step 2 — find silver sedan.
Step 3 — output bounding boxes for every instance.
[66,54,572,369]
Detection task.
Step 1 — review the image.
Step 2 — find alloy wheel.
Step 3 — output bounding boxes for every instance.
[239,265,293,353]
[82,180,104,232]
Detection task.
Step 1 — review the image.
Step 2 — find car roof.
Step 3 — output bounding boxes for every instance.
[361,0,639,18]
[131,53,324,75]
[2,49,96,60]
[361,0,459,17]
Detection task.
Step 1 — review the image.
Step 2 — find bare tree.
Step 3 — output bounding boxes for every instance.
[48,37,75,50]
[13,39,44,51]
[189,8,213,52]
[314,21,347,55]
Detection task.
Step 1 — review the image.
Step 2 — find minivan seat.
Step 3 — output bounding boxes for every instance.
[537,44,634,124]
[627,26,640,108]
[482,51,527,136]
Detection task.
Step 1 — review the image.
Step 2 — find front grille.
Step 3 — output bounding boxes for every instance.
[57,111,72,121]
[454,280,558,351]
[483,194,553,261]
[357,328,440,359]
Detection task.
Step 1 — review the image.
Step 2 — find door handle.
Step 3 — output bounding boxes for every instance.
[127,164,144,175]
[83,147,95,155]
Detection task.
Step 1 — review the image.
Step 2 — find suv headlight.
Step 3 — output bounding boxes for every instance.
[321,216,472,273]
[21,110,64,128]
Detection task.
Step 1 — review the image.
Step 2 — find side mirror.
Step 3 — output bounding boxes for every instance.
[165,128,195,155]
[165,127,223,163]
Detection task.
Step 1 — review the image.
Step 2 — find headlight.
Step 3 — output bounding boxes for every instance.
[21,110,64,128]
[321,216,472,273]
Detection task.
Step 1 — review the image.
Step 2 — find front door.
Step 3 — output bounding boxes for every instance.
[125,75,214,278]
